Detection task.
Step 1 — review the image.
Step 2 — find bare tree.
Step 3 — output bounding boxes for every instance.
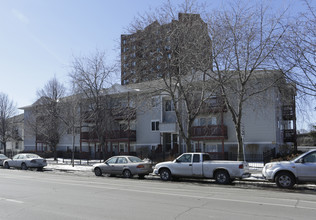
[124,0,219,152]
[26,77,67,160]
[69,50,117,158]
[207,2,293,160]
[276,0,316,96]
[0,93,17,155]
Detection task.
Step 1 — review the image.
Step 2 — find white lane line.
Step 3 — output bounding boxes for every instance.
[0,197,24,204]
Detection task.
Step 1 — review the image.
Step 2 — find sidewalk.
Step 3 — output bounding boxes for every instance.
[45,160,265,181]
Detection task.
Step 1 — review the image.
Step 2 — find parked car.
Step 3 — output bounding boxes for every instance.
[153,153,250,184]
[0,154,8,166]
[3,153,47,171]
[93,156,153,178]
[262,149,316,188]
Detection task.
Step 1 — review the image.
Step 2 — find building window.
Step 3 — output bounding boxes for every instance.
[152,97,159,108]
[165,100,175,111]
[151,121,159,131]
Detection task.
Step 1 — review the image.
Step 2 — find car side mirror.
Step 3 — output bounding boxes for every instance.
[175,159,180,163]
[298,158,305,163]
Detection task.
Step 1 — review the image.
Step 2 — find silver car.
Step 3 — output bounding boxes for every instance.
[3,153,47,171]
[262,149,316,188]
[0,154,8,166]
[93,156,153,178]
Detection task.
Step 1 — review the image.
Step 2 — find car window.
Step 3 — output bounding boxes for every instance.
[177,154,192,163]
[27,154,39,159]
[304,152,316,163]
[107,157,117,164]
[202,154,211,161]
[193,154,200,163]
[117,157,128,164]
[13,155,20,160]
[128,157,142,163]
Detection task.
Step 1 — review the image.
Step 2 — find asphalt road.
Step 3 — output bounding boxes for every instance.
[1,169,316,220]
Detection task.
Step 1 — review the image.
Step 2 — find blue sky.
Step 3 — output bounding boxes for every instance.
[0,0,314,129]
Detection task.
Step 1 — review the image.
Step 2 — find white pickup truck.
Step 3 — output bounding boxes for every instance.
[262,149,316,188]
[153,153,250,184]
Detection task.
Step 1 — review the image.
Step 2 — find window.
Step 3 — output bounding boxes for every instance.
[200,118,206,126]
[165,100,175,111]
[117,157,128,164]
[152,97,159,108]
[151,121,159,131]
[119,144,126,153]
[193,154,200,163]
[202,154,211,162]
[106,157,117,164]
[304,152,316,163]
[177,154,192,163]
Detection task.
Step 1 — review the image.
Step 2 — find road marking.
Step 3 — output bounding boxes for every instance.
[24,177,316,211]
[0,197,24,204]
[2,171,316,211]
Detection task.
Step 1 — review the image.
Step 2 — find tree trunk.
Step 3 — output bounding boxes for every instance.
[236,126,244,161]
[53,146,57,161]
[186,139,192,152]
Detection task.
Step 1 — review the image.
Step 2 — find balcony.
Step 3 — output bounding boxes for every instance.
[283,129,296,142]
[160,123,177,133]
[111,107,136,121]
[282,105,295,120]
[190,125,227,140]
[80,130,136,142]
[199,98,227,114]
[106,130,136,141]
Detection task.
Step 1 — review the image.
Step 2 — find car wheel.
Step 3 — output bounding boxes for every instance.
[21,163,28,170]
[275,172,295,189]
[214,170,231,184]
[123,169,132,178]
[94,167,102,176]
[160,168,171,181]
[4,162,10,169]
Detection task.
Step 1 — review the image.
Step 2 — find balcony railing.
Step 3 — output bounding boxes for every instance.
[190,125,227,139]
[111,107,136,121]
[282,105,295,120]
[199,98,227,114]
[81,130,136,142]
[283,129,296,142]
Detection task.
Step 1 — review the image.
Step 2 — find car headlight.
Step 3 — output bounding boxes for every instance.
[265,164,274,169]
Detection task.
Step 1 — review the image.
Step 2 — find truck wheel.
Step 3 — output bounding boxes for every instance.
[275,172,295,189]
[214,170,231,184]
[160,168,171,181]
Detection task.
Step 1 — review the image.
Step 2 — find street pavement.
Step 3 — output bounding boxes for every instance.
[1,168,316,220]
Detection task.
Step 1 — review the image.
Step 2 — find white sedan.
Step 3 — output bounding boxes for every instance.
[3,153,47,171]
